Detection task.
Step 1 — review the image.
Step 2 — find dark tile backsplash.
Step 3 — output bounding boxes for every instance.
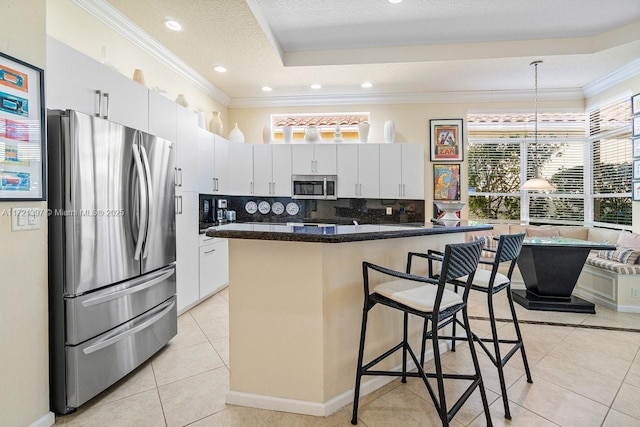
[199,194,424,230]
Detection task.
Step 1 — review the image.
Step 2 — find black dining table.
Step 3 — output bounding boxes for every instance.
[512,237,616,314]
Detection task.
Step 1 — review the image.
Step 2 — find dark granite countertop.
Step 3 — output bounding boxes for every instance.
[204,221,492,243]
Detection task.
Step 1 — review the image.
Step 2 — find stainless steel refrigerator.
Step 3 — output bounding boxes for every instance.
[47,110,177,415]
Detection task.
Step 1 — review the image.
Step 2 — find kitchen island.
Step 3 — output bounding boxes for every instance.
[205,222,492,416]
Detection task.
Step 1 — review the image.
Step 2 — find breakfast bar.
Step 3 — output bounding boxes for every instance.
[206,222,491,416]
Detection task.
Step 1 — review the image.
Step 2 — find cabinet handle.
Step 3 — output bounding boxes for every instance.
[179,195,183,214]
[355,183,358,195]
[215,178,219,191]
[94,90,102,117]
[175,195,183,214]
[359,183,363,196]
[204,248,216,254]
[402,184,406,197]
[251,181,254,194]
[102,92,110,119]
[272,182,275,194]
[174,168,178,186]
[179,168,183,186]
[399,184,402,197]
[212,178,215,192]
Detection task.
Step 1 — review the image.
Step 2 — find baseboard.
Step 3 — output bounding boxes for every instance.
[29,412,55,427]
[225,341,450,417]
[573,289,640,313]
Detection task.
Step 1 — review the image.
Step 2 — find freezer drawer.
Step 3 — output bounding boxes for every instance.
[65,296,177,409]
[65,264,176,345]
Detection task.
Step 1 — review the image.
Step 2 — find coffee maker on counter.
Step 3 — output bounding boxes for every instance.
[217,199,228,224]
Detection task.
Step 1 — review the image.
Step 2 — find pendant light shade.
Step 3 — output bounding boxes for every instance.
[522,60,554,191]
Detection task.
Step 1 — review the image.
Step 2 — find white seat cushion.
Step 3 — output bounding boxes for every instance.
[373,279,463,312]
[458,269,509,288]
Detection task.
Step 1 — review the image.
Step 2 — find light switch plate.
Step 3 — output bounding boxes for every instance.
[11,208,41,231]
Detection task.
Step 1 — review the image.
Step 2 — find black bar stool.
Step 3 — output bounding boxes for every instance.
[351,239,492,427]
[448,232,533,420]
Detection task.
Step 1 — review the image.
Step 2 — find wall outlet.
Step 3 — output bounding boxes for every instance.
[632,288,640,299]
[386,207,393,215]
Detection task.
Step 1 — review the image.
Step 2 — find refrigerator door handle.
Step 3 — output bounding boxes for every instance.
[82,299,175,355]
[132,144,148,261]
[94,90,102,117]
[81,266,174,307]
[139,144,154,260]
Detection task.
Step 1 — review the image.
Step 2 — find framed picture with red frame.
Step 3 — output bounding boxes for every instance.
[430,119,463,162]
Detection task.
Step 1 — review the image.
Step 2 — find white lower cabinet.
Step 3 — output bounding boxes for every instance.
[175,191,199,313]
[199,238,229,298]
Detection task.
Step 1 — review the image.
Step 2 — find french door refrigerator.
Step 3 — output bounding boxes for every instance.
[47,110,177,414]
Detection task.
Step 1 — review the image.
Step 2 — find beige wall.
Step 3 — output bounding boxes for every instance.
[0,2,50,427]
[229,99,583,220]
[46,0,228,134]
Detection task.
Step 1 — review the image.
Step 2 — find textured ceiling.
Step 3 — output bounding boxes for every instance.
[105,0,640,103]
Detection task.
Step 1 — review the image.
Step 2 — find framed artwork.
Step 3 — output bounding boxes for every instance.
[634,181,640,202]
[633,93,640,116]
[430,118,463,161]
[0,51,45,200]
[634,137,640,158]
[634,116,640,137]
[634,159,640,181]
[433,163,460,200]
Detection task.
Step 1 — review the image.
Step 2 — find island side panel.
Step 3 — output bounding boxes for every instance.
[320,233,463,402]
[228,239,326,402]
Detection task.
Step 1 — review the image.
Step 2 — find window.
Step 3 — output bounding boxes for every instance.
[270,112,369,142]
[467,98,633,227]
[467,111,586,223]
[588,97,633,226]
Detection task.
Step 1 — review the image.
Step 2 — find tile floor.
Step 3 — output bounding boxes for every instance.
[54,287,640,426]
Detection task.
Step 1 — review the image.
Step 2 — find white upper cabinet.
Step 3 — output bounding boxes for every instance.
[337,145,358,198]
[379,144,424,199]
[148,91,177,142]
[46,37,149,132]
[291,144,337,175]
[213,136,229,194]
[225,142,254,196]
[337,144,380,198]
[196,128,216,194]
[174,106,200,192]
[253,145,292,197]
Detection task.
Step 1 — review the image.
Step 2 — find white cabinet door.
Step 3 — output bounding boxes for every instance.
[148,91,177,142]
[271,145,292,196]
[291,145,315,175]
[337,144,358,198]
[253,145,273,196]
[175,106,200,192]
[226,143,254,195]
[197,129,216,194]
[358,145,380,198]
[199,239,229,298]
[379,145,403,198]
[46,37,148,132]
[175,191,199,313]
[213,136,229,194]
[401,144,424,199]
[314,144,337,175]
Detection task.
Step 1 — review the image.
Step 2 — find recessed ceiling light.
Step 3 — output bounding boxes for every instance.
[214,66,227,73]
[261,86,272,92]
[163,18,182,31]
[388,0,404,3]
[310,84,322,89]
[361,81,373,88]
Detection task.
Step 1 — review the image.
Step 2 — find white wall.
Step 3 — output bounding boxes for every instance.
[0,2,51,427]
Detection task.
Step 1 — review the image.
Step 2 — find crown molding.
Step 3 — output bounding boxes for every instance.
[229,88,584,108]
[72,0,231,106]
[583,57,640,99]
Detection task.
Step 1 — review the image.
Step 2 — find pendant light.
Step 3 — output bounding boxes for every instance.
[521,60,554,191]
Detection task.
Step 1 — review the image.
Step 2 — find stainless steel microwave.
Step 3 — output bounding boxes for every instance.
[292,175,337,200]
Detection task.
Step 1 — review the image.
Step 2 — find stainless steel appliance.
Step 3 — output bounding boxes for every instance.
[292,175,337,200]
[226,210,236,222]
[217,198,228,223]
[47,110,177,415]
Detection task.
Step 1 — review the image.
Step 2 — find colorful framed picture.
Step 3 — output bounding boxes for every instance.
[634,181,640,202]
[430,118,463,161]
[433,164,461,200]
[634,159,640,181]
[634,116,640,137]
[634,137,640,158]
[0,51,45,201]
[633,93,640,116]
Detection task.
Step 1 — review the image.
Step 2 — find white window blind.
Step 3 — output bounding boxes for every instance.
[467,112,586,222]
[588,97,632,226]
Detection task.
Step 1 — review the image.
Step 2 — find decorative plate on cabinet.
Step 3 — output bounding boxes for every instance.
[272,201,284,215]
[286,202,300,215]
[245,201,257,214]
[258,201,271,214]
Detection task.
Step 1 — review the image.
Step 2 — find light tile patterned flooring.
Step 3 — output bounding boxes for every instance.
[55,287,640,426]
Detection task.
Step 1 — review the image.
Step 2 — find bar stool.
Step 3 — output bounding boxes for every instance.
[351,239,492,427]
[448,232,532,420]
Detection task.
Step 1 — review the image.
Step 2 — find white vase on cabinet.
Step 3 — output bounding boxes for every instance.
[209,111,223,136]
[282,125,293,144]
[358,122,370,143]
[383,120,396,143]
[229,123,245,143]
